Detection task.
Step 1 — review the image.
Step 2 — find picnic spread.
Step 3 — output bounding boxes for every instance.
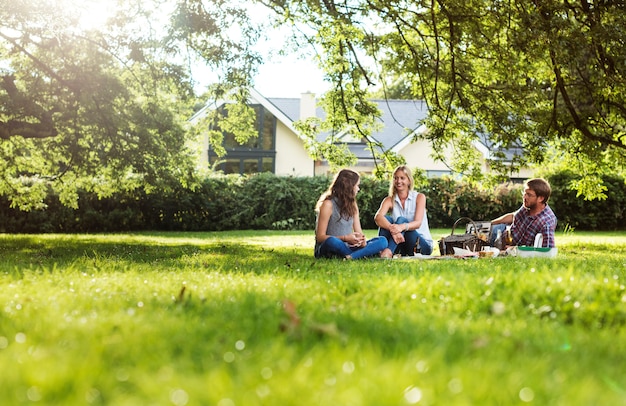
[390,217,558,260]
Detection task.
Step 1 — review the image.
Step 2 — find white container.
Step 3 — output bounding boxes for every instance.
[516,246,558,258]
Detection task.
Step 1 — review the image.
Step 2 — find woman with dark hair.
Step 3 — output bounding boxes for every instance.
[374,165,434,257]
[314,169,387,259]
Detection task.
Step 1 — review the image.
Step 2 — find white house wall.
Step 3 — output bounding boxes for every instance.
[399,139,454,174]
[274,120,315,176]
[398,139,536,180]
[314,161,377,176]
[198,133,210,171]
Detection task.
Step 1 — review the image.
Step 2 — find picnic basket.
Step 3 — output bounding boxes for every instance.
[438,217,490,255]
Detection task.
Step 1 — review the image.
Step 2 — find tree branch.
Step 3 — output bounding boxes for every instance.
[0,75,57,139]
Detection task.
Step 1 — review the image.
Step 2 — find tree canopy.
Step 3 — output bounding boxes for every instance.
[260,0,626,197]
[0,0,259,209]
[3,0,626,210]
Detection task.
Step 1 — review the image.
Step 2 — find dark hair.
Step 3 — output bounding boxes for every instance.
[316,169,359,219]
[525,178,552,204]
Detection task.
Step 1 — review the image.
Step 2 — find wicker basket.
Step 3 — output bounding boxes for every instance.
[438,217,490,255]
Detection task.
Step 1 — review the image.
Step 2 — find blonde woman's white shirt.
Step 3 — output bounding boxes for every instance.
[391,190,433,243]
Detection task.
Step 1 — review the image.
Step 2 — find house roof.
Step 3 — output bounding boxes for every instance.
[266,96,429,152]
[264,94,526,164]
[475,133,525,161]
[190,88,509,163]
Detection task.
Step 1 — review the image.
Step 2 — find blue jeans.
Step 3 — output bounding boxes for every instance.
[315,236,388,259]
[489,224,506,246]
[378,216,433,255]
[489,223,516,249]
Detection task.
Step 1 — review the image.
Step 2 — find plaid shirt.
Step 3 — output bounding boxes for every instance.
[511,204,557,247]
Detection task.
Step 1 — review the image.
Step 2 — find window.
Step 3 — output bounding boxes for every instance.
[209,104,277,175]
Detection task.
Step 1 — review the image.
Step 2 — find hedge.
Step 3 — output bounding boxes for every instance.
[0,171,623,233]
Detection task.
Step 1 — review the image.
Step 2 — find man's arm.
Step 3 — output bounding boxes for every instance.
[491,213,514,225]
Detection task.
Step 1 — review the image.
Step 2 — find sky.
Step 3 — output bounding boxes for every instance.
[191,42,329,99]
[253,53,329,99]
[72,0,329,99]
[245,3,330,99]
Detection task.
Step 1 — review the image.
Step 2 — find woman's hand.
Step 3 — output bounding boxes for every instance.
[389,224,406,244]
[389,223,404,235]
[391,232,405,244]
[347,232,366,247]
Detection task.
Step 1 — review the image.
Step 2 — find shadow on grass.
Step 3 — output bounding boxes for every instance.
[0,234,326,275]
[2,235,626,362]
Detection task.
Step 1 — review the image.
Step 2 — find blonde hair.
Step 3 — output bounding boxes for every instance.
[389,165,414,197]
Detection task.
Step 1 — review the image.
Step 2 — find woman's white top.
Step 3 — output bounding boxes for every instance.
[392,190,433,242]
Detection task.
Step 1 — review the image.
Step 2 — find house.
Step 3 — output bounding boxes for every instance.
[189,88,532,179]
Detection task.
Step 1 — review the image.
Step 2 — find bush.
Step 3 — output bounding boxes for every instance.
[547,171,626,230]
[423,178,521,228]
[0,171,623,232]
[355,176,389,229]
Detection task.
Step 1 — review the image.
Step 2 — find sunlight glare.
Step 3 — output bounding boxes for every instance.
[65,0,115,31]
[404,386,423,404]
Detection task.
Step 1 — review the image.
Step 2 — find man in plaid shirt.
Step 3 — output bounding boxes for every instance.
[490,178,557,248]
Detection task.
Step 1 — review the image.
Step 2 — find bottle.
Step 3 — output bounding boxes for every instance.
[494,229,503,250]
[504,226,513,246]
[534,233,543,248]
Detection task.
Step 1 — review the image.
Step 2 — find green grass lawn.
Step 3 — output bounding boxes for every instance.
[0,229,625,405]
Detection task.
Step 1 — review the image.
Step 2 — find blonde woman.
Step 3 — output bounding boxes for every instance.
[374,166,433,257]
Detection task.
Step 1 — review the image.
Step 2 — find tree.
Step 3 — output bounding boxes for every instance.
[259,0,626,198]
[0,0,260,209]
[5,0,624,208]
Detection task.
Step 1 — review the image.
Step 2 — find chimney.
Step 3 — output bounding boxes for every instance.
[299,92,316,120]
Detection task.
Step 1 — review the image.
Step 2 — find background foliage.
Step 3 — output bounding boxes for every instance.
[4,0,626,210]
[262,0,626,198]
[0,0,261,209]
[0,171,623,233]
